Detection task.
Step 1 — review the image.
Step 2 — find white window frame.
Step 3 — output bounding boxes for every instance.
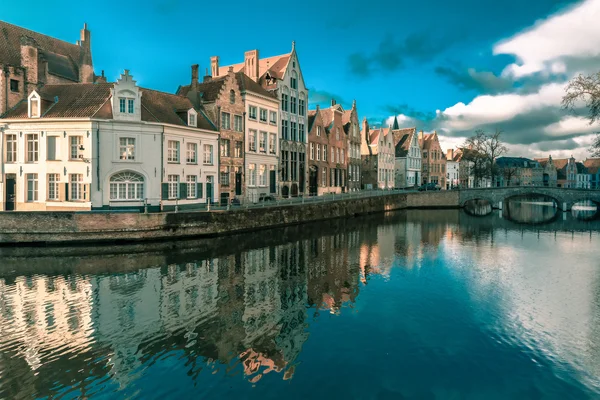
[48,173,60,200]
[27,173,38,202]
[110,171,144,201]
[203,144,213,165]
[168,140,180,163]
[259,108,268,122]
[259,164,267,186]
[28,93,40,118]
[5,134,17,163]
[186,175,197,199]
[249,164,256,187]
[188,109,197,127]
[187,142,198,164]
[249,106,257,120]
[168,175,179,199]
[26,133,39,163]
[119,137,136,161]
[70,174,86,201]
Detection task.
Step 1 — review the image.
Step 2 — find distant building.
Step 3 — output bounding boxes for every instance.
[534,156,558,187]
[495,157,543,187]
[343,101,361,191]
[547,156,577,188]
[394,128,421,189]
[575,162,591,189]
[419,131,446,189]
[445,150,460,189]
[0,21,95,116]
[360,119,395,189]
[583,158,600,189]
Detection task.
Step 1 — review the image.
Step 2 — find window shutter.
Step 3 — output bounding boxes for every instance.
[65,183,69,201]
[197,182,203,199]
[161,183,169,200]
[58,179,65,201]
[179,183,187,200]
[85,184,90,201]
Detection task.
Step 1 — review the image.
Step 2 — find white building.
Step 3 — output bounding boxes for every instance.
[236,74,280,202]
[0,70,219,211]
[214,43,309,198]
[446,150,460,189]
[576,162,591,189]
[393,128,421,188]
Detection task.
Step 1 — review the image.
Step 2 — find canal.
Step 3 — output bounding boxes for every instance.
[0,204,599,399]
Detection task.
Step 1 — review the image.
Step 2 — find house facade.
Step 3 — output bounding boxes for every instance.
[212,43,308,198]
[535,156,558,187]
[575,162,591,189]
[495,157,543,186]
[0,70,219,212]
[236,73,279,202]
[583,158,600,189]
[343,101,361,191]
[446,150,460,189]
[360,120,395,189]
[419,131,446,189]
[0,21,95,116]
[394,128,421,189]
[177,66,244,203]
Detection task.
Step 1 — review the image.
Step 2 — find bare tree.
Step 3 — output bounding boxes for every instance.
[463,129,507,186]
[502,166,519,187]
[562,72,600,156]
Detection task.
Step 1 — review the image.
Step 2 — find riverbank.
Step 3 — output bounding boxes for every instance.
[0,190,459,245]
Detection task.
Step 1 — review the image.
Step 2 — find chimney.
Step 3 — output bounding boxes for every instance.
[331,99,336,107]
[211,56,220,77]
[362,117,369,136]
[80,23,91,50]
[447,149,454,161]
[228,66,234,76]
[316,104,320,111]
[203,68,212,82]
[419,130,424,141]
[96,70,107,83]
[191,64,199,90]
[244,49,260,82]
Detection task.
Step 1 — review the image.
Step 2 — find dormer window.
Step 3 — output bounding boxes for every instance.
[119,97,135,114]
[188,109,198,127]
[28,92,40,118]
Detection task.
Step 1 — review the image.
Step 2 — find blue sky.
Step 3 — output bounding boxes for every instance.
[4,0,600,159]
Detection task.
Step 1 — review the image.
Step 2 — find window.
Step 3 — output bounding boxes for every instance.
[299,99,305,116]
[119,137,135,160]
[168,140,180,163]
[259,165,267,186]
[423,151,428,159]
[128,99,134,114]
[10,79,19,92]
[259,132,267,153]
[189,113,196,127]
[168,175,179,199]
[291,76,297,90]
[282,120,289,140]
[119,98,126,113]
[26,173,38,202]
[341,149,345,162]
[331,147,335,163]
[323,145,327,162]
[260,108,268,122]
[299,124,305,142]
[270,111,277,124]
[281,151,288,181]
[221,112,231,130]
[230,89,235,104]
[6,134,17,162]
[234,115,243,132]
[203,144,213,165]
[70,174,86,201]
[220,139,230,157]
[291,97,297,114]
[220,167,230,186]
[110,171,144,201]
[282,93,288,112]
[291,122,297,141]
[249,164,256,186]
[29,95,40,118]
[337,148,341,163]
[310,143,314,160]
[336,128,340,140]
[291,151,297,181]
[187,175,197,198]
[322,168,327,186]
[235,141,243,158]
[317,126,322,137]
[47,136,58,161]
[249,106,257,120]
[48,174,60,200]
[269,133,276,154]
[249,130,257,152]
[187,142,198,163]
[26,134,39,162]
[317,144,321,161]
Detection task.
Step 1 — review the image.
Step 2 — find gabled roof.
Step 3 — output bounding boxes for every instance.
[307,109,318,132]
[235,72,277,99]
[0,20,91,71]
[395,130,418,157]
[496,157,541,169]
[218,53,291,80]
[1,82,217,130]
[178,76,227,103]
[575,162,588,174]
[419,132,440,150]
[584,158,600,174]
[391,127,416,146]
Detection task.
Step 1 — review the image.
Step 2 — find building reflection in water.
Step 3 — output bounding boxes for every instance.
[503,195,558,223]
[0,208,599,398]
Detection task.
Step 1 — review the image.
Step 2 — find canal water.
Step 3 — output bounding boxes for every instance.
[0,204,599,399]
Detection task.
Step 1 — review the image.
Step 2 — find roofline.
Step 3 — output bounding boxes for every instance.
[0,19,86,50]
[1,117,218,132]
[240,89,279,103]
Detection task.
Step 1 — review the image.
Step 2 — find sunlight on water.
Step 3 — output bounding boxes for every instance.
[0,209,599,399]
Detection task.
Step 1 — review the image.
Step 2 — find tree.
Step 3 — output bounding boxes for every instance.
[502,166,519,187]
[562,72,600,156]
[462,129,507,186]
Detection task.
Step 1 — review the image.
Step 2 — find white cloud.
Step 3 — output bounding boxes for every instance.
[384,114,415,127]
[543,116,598,135]
[438,83,564,131]
[494,0,600,78]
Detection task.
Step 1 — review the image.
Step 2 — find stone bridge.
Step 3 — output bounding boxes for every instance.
[459,187,600,211]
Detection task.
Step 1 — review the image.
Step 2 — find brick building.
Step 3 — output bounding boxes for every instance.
[361,119,395,189]
[178,66,245,203]
[0,21,94,115]
[419,131,446,189]
[343,100,361,191]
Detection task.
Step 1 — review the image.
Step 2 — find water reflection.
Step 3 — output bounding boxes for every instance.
[464,199,492,216]
[572,200,599,221]
[503,195,558,224]
[0,210,599,399]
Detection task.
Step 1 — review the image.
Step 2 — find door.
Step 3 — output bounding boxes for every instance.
[5,175,16,211]
[206,176,214,204]
[235,172,242,196]
[269,170,276,194]
[309,167,318,196]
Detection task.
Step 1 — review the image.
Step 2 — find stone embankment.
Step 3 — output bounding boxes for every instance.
[0,191,459,245]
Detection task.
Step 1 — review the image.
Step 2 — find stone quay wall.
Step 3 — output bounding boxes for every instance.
[0,191,459,245]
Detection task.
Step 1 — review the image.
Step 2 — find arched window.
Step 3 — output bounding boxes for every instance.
[109,171,144,201]
[230,89,235,104]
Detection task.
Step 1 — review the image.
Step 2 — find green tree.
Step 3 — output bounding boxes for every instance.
[562,72,600,157]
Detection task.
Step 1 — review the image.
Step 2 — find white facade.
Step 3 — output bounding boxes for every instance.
[243,90,279,202]
[446,160,460,189]
[576,173,591,189]
[394,132,421,188]
[378,130,395,189]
